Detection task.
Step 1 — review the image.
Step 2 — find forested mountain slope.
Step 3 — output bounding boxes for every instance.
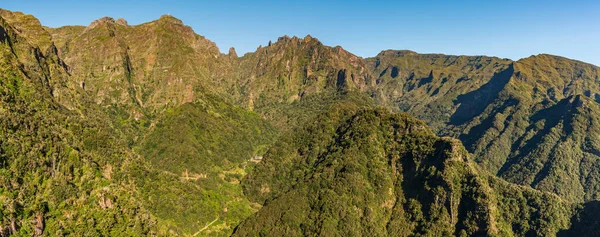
[368,51,600,203]
[2,7,600,236]
[236,107,572,236]
[0,10,167,235]
[0,9,274,236]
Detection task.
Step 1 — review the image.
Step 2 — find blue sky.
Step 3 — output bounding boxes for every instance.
[3,0,599,65]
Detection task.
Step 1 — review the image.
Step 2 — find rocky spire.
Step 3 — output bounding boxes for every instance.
[228,47,238,58]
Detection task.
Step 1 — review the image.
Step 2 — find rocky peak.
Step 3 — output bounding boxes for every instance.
[376,49,418,58]
[228,47,238,58]
[517,53,597,69]
[277,35,290,42]
[158,14,183,25]
[270,34,323,50]
[88,17,116,29]
[303,34,314,42]
[0,9,38,25]
[0,9,54,52]
[115,18,128,26]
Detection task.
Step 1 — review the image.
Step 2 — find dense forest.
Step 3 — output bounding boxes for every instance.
[1,8,600,236]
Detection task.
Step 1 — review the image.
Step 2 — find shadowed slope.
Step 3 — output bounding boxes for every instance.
[367,50,513,132]
[368,51,600,203]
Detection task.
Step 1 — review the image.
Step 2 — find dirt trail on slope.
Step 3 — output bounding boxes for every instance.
[192,217,219,236]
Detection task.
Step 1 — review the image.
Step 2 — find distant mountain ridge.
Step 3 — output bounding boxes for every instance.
[368,51,600,203]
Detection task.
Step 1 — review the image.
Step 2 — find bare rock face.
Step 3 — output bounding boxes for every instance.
[228,47,238,58]
[115,18,128,26]
[87,16,115,29]
[34,212,44,237]
[303,34,314,42]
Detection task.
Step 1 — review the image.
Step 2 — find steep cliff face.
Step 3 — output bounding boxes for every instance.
[0,11,166,236]
[44,14,378,125]
[49,15,234,116]
[0,9,77,109]
[0,9,53,52]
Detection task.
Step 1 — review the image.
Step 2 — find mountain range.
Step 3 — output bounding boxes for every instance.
[1,8,600,236]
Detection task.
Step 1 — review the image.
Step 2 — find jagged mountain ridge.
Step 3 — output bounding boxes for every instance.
[233,35,373,110]
[46,15,375,116]
[48,14,232,114]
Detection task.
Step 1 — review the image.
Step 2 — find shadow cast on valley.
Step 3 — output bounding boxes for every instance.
[558,201,600,237]
[449,64,514,126]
